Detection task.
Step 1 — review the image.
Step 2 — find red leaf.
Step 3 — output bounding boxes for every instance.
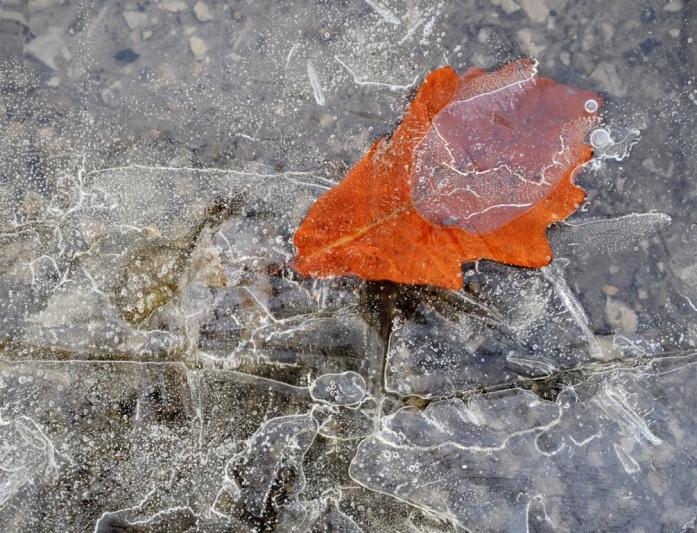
[293,59,602,289]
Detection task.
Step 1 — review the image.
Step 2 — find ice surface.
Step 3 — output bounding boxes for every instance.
[2,0,697,530]
[549,212,672,257]
[310,371,368,406]
[385,262,606,396]
[219,412,318,518]
[352,354,697,531]
[0,414,58,508]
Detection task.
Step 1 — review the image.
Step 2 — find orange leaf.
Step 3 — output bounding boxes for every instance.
[293,59,602,290]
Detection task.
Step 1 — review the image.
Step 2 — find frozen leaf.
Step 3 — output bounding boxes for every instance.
[294,58,601,289]
[411,59,598,233]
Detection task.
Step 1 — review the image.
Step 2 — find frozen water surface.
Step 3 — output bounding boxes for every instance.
[353,354,697,531]
[1,0,696,531]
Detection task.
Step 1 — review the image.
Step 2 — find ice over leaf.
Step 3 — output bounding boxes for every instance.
[293,59,601,289]
[412,58,600,233]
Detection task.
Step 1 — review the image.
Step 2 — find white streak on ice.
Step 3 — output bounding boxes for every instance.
[307,60,326,106]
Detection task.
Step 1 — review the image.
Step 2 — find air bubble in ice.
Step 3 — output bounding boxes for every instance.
[590,128,611,148]
[584,99,599,113]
